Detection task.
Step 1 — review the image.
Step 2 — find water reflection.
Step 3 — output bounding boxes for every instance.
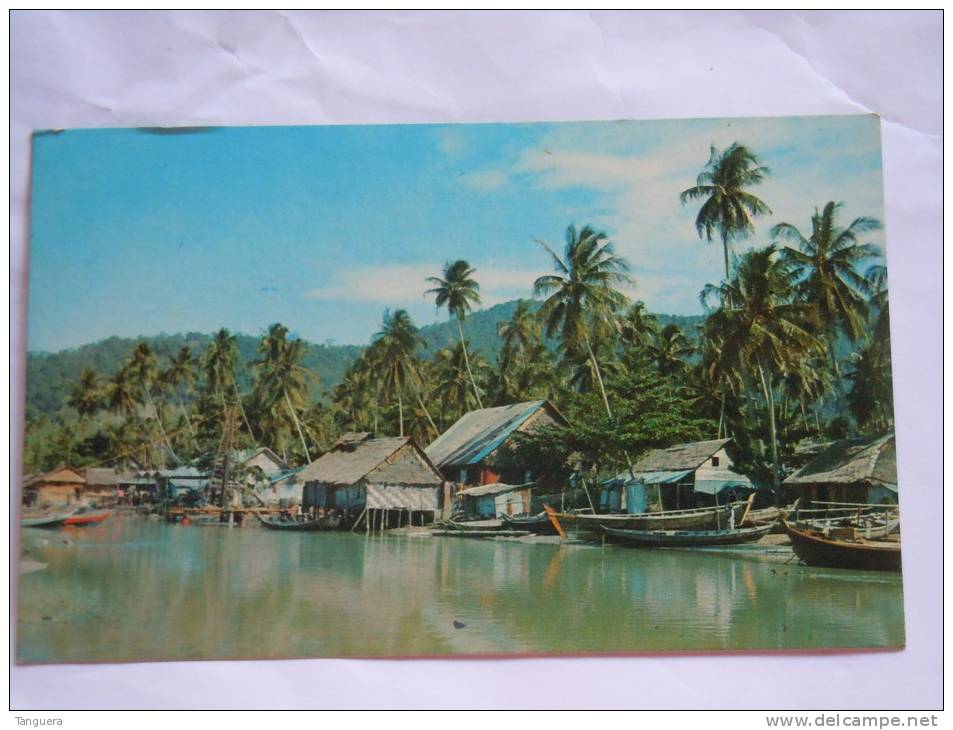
[17,516,904,663]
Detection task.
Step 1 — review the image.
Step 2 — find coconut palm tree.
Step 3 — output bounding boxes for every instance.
[702,245,823,489]
[204,328,254,438]
[425,260,484,409]
[533,224,632,417]
[106,363,139,417]
[162,346,199,448]
[648,323,693,378]
[68,369,103,423]
[680,143,771,280]
[128,342,180,464]
[253,323,313,462]
[617,300,658,349]
[773,201,881,386]
[372,309,430,438]
[434,342,486,424]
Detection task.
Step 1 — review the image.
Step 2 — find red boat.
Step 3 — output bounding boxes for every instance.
[63,508,111,526]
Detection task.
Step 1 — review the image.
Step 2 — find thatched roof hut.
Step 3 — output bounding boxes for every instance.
[783,434,897,504]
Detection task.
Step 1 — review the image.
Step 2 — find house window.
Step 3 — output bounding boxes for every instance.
[711,456,720,467]
[524,469,533,484]
[459,468,468,484]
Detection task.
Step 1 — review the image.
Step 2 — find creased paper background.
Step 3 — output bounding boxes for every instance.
[10,10,942,710]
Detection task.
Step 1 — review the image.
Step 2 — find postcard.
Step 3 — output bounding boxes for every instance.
[18,114,901,663]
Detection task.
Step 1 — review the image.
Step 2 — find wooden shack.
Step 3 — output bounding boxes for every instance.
[84,466,139,505]
[425,400,567,486]
[601,438,757,513]
[293,433,445,529]
[457,482,533,519]
[22,467,87,507]
[782,433,897,505]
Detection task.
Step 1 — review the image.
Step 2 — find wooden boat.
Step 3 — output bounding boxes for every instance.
[500,513,559,535]
[21,511,74,528]
[782,520,901,572]
[432,528,530,538]
[444,519,504,532]
[602,523,773,548]
[575,502,746,534]
[258,513,342,531]
[63,508,111,526]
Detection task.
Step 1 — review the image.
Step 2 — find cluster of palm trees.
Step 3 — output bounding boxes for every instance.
[30,140,893,488]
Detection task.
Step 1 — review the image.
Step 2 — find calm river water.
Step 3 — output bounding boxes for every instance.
[16,514,904,663]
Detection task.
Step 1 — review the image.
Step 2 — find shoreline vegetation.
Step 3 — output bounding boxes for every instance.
[24,143,893,493]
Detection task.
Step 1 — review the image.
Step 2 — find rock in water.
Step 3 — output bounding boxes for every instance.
[453,620,467,629]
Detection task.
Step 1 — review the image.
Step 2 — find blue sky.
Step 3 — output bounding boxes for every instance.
[28,114,886,352]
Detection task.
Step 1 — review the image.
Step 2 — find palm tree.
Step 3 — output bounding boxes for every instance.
[426,260,484,409]
[648,323,693,378]
[372,309,431,438]
[680,143,771,280]
[617,300,658,349]
[162,346,199,449]
[434,342,486,424]
[204,328,255,438]
[702,245,823,489]
[68,369,103,423]
[106,363,139,417]
[773,201,881,386]
[253,323,313,462]
[128,342,179,463]
[533,224,632,417]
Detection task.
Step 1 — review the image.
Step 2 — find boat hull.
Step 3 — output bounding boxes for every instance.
[500,514,559,535]
[258,515,342,531]
[64,511,111,526]
[783,521,901,572]
[21,514,72,528]
[575,503,744,534]
[603,523,773,547]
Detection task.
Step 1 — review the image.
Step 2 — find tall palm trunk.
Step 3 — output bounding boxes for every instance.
[457,319,483,409]
[178,396,199,449]
[284,388,311,462]
[394,362,404,438]
[230,376,255,439]
[143,386,179,464]
[757,361,780,492]
[584,335,612,418]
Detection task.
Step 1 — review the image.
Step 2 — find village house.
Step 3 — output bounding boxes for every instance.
[84,466,139,505]
[279,432,445,528]
[235,447,290,482]
[456,481,534,519]
[601,438,757,513]
[782,433,897,506]
[22,467,87,507]
[151,467,210,502]
[425,400,567,486]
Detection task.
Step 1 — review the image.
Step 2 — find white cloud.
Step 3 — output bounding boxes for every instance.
[460,168,509,191]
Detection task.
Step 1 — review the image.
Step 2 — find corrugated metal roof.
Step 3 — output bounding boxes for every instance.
[296,438,442,487]
[783,434,896,486]
[629,439,732,473]
[629,469,693,485]
[457,482,531,498]
[425,401,552,468]
[694,473,756,494]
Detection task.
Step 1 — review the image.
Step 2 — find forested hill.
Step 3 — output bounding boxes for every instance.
[24,301,704,421]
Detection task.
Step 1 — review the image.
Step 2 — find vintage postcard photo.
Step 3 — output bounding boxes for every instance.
[17,114,901,663]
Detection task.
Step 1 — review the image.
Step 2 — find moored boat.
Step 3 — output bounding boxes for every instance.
[602,523,773,548]
[443,519,504,532]
[500,513,559,535]
[782,520,901,572]
[575,501,746,535]
[21,511,74,528]
[63,507,111,526]
[258,513,342,531]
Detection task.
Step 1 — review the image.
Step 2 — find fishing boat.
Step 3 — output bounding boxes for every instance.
[602,523,773,548]
[574,501,747,535]
[432,528,530,539]
[21,511,74,528]
[782,520,901,572]
[443,519,505,532]
[258,513,342,531]
[63,507,111,526]
[500,513,559,535]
